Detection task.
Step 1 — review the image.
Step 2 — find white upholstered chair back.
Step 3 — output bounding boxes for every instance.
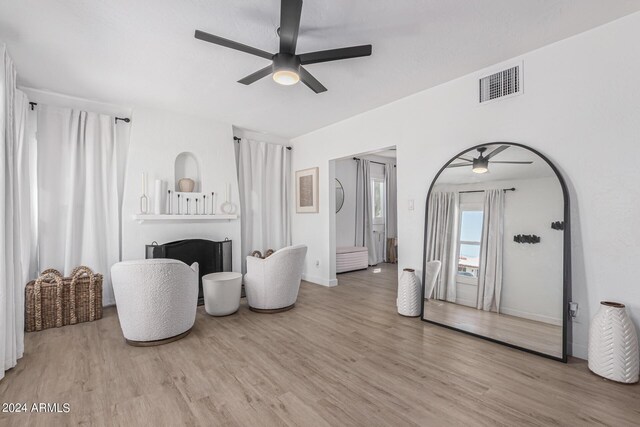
[244,245,307,311]
[111,259,198,343]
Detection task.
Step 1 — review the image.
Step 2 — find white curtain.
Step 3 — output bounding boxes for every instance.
[1,45,34,380]
[477,189,505,312]
[37,105,122,305]
[426,192,458,302]
[384,163,397,262]
[237,138,291,273]
[355,159,377,265]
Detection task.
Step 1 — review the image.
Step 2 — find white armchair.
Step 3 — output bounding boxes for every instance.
[244,245,307,313]
[111,259,198,346]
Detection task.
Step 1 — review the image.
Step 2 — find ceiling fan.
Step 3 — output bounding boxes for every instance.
[447,146,533,174]
[194,0,372,93]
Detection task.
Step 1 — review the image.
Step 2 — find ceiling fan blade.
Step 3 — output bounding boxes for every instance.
[195,30,273,60]
[484,145,509,160]
[488,161,533,164]
[238,65,273,85]
[279,0,303,54]
[299,67,327,93]
[446,163,470,168]
[457,157,473,162]
[298,45,372,65]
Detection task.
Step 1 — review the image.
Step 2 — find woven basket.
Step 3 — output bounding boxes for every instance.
[25,266,103,332]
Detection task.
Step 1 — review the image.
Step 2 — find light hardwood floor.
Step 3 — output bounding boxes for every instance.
[423,299,563,358]
[1,263,639,426]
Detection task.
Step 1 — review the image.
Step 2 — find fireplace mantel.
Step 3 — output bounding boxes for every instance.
[133,214,238,223]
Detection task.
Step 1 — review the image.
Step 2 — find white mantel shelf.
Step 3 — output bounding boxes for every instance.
[133,214,238,223]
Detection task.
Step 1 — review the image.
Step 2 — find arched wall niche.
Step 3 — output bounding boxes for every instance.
[174,151,201,192]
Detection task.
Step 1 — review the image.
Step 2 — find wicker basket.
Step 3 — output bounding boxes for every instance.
[25,266,103,332]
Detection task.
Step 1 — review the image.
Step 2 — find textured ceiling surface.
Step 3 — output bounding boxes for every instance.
[1,0,639,138]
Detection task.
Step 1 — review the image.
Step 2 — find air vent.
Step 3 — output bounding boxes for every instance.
[479,65,521,103]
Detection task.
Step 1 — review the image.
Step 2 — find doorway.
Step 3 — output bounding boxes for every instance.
[330,147,397,284]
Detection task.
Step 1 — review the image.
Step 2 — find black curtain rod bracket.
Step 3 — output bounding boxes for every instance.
[29,102,37,111]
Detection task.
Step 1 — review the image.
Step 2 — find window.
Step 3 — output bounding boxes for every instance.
[457,207,483,281]
[371,178,385,225]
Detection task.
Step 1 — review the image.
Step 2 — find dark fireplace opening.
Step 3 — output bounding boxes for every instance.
[146,238,232,305]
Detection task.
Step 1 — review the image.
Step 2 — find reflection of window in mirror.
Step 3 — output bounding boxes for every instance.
[456,204,483,284]
[371,178,385,225]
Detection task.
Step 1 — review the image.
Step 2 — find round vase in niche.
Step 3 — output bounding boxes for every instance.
[178,178,195,192]
[397,268,421,317]
[588,301,639,384]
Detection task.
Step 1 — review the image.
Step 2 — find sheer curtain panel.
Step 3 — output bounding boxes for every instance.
[237,139,291,273]
[355,159,377,265]
[425,192,458,302]
[1,45,34,380]
[476,189,505,312]
[37,105,122,305]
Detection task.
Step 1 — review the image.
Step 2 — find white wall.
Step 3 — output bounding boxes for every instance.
[122,108,242,273]
[434,177,564,325]
[291,12,640,358]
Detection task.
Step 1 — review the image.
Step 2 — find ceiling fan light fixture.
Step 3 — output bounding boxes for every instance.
[272,53,300,86]
[472,157,489,174]
[273,69,300,85]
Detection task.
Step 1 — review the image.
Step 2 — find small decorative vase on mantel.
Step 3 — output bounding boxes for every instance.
[397,268,421,317]
[178,178,195,193]
[588,301,639,384]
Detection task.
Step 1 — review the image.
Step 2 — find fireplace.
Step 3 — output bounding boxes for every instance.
[146,239,232,304]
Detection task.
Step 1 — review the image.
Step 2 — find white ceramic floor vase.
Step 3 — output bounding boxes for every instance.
[588,301,639,384]
[397,268,421,317]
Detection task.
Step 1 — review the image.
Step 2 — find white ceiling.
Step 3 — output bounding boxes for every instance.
[2,0,639,138]
[436,144,556,185]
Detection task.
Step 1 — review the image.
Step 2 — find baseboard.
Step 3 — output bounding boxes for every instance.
[301,273,338,287]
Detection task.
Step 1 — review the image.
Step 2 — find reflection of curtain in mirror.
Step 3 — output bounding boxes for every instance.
[355,159,377,265]
[426,192,458,302]
[477,189,505,312]
[384,164,397,262]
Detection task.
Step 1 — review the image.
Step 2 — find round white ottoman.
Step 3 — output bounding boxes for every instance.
[202,272,242,316]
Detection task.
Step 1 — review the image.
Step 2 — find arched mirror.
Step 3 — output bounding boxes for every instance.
[335,178,345,213]
[421,142,570,361]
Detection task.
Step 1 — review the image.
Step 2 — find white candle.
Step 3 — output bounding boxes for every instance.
[141,172,146,194]
[225,183,229,203]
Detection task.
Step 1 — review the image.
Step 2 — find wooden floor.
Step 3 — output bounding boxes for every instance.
[423,299,563,358]
[1,263,639,426]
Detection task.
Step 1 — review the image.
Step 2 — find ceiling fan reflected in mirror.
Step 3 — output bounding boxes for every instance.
[447,145,533,174]
[194,0,372,93]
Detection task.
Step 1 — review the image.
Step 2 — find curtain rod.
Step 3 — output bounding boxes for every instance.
[233,136,292,150]
[352,157,396,167]
[27,102,131,123]
[459,187,516,194]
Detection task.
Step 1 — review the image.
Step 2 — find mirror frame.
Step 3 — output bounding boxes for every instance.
[420,142,571,362]
[335,178,345,213]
